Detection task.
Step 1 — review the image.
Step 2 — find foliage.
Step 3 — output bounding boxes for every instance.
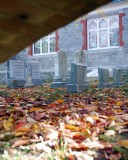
[0,84,127,159]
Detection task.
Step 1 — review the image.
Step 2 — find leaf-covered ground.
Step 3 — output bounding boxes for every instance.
[0,83,128,160]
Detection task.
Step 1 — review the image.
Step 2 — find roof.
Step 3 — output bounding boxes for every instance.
[88,1,128,15]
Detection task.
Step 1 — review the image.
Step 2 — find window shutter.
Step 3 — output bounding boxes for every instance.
[119,13,125,46]
[28,45,33,55]
[80,20,87,50]
[55,31,59,52]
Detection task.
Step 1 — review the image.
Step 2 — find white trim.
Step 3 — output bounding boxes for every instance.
[87,46,119,51]
[33,32,56,56]
[33,51,56,56]
[87,15,119,50]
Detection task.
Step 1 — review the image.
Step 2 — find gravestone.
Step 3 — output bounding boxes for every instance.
[125,69,128,83]
[24,73,33,87]
[26,61,42,86]
[50,50,68,88]
[74,50,88,84]
[112,68,125,87]
[67,63,89,93]
[98,68,111,88]
[7,60,26,88]
[74,50,86,64]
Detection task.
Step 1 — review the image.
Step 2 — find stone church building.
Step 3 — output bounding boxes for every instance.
[0,0,128,83]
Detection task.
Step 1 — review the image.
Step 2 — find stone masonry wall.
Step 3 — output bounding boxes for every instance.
[0,49,29,84]
[0,62,7,84]
[29,53,56,80]
[83,7,128,68]
[28,8,128,80]
[85,47,128,67]
[58,20,83,68]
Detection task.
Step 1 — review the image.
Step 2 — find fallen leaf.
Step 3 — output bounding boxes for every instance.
[115,101,123,106]
[29,107,43,112]
[56,99,64,103]
[15,125,31,132]
[118,140,128,147]
[27,116,36,123]
[72,133,85,141]
[12,139,30,148]
[32,124,39,130]
[104,130,116,136]
[2,120,13,131]
[14,122,26,130]
[65,125,80,132]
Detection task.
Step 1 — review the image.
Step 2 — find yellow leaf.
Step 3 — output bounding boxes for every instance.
[65,125,80,132]
[8,117,14,122]
[32,124,39,130]
[56,99,64,103]
[29,107,43,112]
[81,129,91,137]
[3,120,13,131]
[14,132,28,136]
[93,115,99,120]
[116,109,122,113]
[118,140,128,147]
[116,101,123,106]
[108,116,116,120]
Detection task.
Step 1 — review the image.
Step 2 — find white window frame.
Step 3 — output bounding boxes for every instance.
[33,33,56,55]
[87,15,119,50]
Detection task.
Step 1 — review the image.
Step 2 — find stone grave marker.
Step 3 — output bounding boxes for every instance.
[74,50,88,84]
[24,73,33,87]
[50,50,68,88]
[112,68,125,87]
[26,61,42,86]
[98,68,111,88]
[125,69,128,83]
[74,50,86,64]
[67,63,89,93]
[7,60,26,88]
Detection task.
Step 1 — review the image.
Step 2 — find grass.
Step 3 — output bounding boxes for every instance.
[114,146,128,160]
[36,87,67,103]
[0,91,10,97]
[98,134,117,143]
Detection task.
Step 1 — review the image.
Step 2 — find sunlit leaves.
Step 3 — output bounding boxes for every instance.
[0,84,128,159]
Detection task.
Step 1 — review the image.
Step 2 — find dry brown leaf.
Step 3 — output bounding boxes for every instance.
[12,139,30,148]
[118,140,128,147]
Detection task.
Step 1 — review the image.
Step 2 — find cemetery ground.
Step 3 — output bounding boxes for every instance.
[0,83,128,160]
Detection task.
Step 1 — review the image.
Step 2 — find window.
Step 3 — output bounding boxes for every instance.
[87,15,119,50]
[33,32,56,55]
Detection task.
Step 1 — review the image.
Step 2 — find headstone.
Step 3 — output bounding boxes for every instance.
[74,50,86,64]
[112,68,125,87]
[26,61,42,86]
[50,50,68,88]
[125,69,128,83]
[7,60,26,88]
[74,50,88,84]
[67,63,89,93]
[70,63,86,84]
[98,68,111,88]
[24,74,33,87]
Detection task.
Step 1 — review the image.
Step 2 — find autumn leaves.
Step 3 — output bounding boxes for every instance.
[0,84,128,159]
